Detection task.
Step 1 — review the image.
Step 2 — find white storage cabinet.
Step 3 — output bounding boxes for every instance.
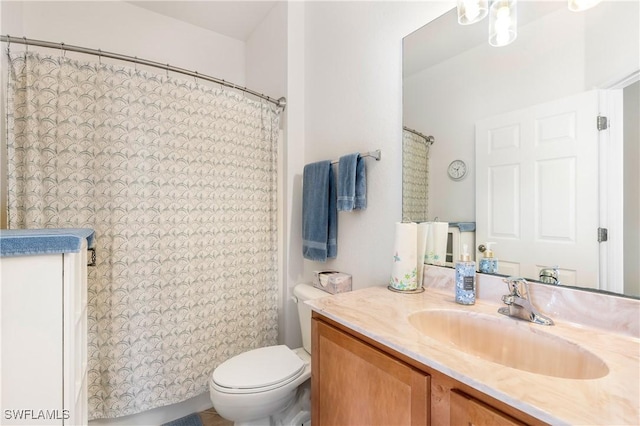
[1,229,92,426]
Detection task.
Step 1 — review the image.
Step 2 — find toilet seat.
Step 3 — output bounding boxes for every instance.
[211,345,306,395]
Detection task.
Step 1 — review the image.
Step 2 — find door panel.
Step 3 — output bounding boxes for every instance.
[476,90,600,288]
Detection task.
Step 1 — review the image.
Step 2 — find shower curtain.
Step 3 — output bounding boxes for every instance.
[6,51,280,419]
[402,129,430,222]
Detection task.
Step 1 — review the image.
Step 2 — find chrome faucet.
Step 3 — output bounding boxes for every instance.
[498,277,554,326]
[539,266,560,285]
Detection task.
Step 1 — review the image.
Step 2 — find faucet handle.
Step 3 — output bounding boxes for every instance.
[539,266,560,285]
[502,276,529,299]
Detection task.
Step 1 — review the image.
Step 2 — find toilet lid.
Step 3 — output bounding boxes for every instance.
[213,345,305,390]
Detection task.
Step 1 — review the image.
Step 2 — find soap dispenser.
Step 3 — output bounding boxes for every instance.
[479,242,498,274]
[455,244,476,305]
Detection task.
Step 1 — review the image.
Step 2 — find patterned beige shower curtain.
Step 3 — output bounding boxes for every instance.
[6,52,280,419]
[402,129,430,222]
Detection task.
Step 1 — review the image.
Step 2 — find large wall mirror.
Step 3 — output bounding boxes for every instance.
[403,1,639,298]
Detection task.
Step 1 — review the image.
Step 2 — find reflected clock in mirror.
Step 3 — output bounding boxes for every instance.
[447,160,467,181]
[402,1,639,297]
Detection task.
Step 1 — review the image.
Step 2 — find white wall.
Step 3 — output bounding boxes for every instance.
[246,2,287,100]
[300,1,454,290]
[281,1,307,349]
[1,1,245,83]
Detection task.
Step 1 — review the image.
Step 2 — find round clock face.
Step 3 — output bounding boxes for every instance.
[448,160,467,180]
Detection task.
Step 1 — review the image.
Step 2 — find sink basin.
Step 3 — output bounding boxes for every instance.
[408,309,609,379]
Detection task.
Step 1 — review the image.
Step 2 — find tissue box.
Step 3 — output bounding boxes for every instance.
[313,271,352,294]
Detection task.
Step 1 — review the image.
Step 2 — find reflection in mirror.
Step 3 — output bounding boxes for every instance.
[402,126,434,223]
[403,1,639,297]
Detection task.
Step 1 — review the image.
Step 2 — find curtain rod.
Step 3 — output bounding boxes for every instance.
[1,35,287,109]
[403,126,434,145]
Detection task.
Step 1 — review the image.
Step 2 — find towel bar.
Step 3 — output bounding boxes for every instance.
[331,149,381,165]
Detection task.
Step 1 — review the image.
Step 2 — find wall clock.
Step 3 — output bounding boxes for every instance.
[447,159,467,181]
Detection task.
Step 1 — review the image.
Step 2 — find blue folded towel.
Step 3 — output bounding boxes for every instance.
[354,154,367,210]
[0,228,96,257]
[337,153,367,211]
[449,222,476,232]
[302,161,337,261]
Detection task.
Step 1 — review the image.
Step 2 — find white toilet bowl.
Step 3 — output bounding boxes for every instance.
[209,284,327,426]
[210,346,311,425]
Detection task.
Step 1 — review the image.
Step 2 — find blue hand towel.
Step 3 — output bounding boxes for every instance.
[302,161,337,261]
[354,155,367,210]
[337,153,367,211]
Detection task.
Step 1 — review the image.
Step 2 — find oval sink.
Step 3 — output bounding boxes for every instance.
[408,309,609,379]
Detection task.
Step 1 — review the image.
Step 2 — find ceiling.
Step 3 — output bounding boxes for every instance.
[128,1,278,41]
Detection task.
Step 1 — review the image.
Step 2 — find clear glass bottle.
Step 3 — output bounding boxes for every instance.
[455,244,476,305]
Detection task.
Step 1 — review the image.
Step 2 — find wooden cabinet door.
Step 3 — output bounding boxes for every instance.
[312,318,429,426]
[450,390,527,426]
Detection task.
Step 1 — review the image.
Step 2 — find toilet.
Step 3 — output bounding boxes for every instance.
[209,283,328,426]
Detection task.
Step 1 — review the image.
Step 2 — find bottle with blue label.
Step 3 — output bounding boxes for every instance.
[455,244,476,305]
[479,242,499,274]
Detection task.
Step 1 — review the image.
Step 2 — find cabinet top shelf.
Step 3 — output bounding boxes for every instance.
[0,228,95,257]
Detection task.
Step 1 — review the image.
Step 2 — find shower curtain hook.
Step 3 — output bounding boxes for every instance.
[6,35,10,54]
[194,71,198,84]
[134,56,137,71]
[60,42,66,58]
[166,63,169,78]
[98,49,102,64]
[23,36,28,54]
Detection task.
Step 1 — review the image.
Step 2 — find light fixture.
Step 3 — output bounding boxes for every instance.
[568,0,602,12]
[458,0,601,47]
[457,0,489,25]
[489,0,517,47]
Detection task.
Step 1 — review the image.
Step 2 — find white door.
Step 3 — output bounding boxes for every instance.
[476,90,601,289]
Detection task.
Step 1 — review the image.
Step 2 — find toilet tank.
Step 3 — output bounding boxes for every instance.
[293,284,329,354]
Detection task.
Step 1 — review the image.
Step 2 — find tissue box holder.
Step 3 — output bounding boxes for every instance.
[313,271,352,294]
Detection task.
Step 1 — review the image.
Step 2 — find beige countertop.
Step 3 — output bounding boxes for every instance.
[307,285,640,426]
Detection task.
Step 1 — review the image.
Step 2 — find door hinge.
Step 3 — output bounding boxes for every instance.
[597,115,608,131]
[597,227,608,242]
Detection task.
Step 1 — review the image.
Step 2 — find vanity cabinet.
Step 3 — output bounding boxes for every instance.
[1,231,90,426]
[312,313,545,426]
[311,317,429,425]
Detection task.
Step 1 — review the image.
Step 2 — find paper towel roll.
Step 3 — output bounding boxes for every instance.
[389,222,418,291]
[424,221,449,266]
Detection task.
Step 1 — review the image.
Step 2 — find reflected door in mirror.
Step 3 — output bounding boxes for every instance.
[475,90,602,288]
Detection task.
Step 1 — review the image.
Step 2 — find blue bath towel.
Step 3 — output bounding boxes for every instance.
[302,161,337,261]
[337,153,367,211]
